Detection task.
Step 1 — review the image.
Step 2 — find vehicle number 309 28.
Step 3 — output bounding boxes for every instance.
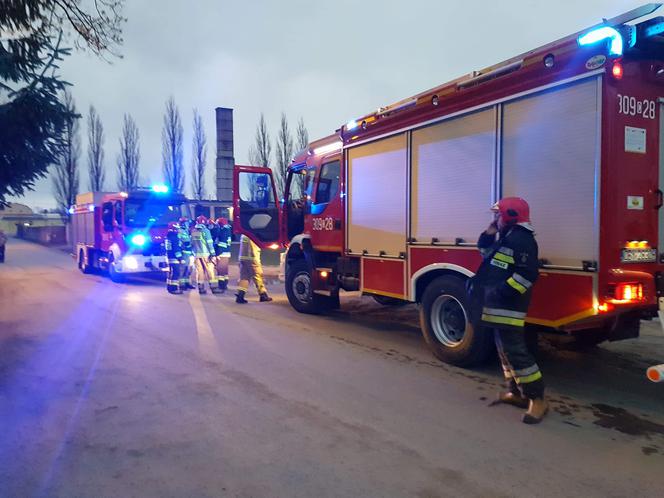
[617,94,656,119]
[313,217,334,231]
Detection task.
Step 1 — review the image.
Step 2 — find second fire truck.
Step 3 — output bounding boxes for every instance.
[234,5,664,365]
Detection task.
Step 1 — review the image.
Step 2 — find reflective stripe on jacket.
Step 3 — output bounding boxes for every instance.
[191,224,214,257]
[164,230,183,261]
[473,224,539,330]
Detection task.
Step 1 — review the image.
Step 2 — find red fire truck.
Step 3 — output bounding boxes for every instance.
[234,5,664,365]
[71,186,186,282]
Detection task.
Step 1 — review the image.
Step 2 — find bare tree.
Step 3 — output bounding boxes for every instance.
[52,90,80,220]
[190,108,206,200]
[116,113,140,191]
[274,113,294,198]
[87,105,105,191]
[162,97,185,193]
[295,117,309,152]
[248,113,271,168]
[293,117,309,197]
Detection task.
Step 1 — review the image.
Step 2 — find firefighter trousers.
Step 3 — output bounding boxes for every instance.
[195,257,219,290]
[494,327,544,400]
[214,255,230,290]
[237,260,267,294]
[167,260,184,293]
[180,253,195,288]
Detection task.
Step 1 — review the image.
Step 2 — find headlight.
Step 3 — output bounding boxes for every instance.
[123,256,139,270]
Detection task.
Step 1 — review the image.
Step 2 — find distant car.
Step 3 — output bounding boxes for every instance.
[0,229,6,263]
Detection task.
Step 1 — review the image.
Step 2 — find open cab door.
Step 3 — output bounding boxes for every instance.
[233,165,281,249]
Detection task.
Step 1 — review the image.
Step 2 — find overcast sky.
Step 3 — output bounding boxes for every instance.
[9,0,649,209]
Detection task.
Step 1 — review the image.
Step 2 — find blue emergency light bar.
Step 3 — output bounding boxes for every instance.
[577,26,624,56]
[151,184,169,194]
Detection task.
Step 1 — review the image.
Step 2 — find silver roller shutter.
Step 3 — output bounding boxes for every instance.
[502,77,600,268]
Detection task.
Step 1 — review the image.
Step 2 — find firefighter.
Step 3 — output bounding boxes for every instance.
[470,197,547,424]
[178,217,196,290]
[209,217,232,292]
[191,215,222,294]
[164,221,184,294]
[236,233,272,304]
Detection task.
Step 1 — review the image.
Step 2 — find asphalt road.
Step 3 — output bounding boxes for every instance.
[1,238,663,498]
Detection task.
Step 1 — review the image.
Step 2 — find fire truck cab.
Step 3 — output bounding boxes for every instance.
[234,4,664,366]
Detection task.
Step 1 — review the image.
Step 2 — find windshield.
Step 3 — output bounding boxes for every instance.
[124,199,182,228]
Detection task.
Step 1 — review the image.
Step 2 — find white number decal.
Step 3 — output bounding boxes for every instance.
[313,217,334,231]
[617,94,656,119]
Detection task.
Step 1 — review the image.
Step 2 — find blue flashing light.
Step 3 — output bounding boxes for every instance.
[67,207,75,215]
[346,120,358,131]
[130,233,147,247]
[578,26,623,56]
[88,205,95,212]
[151,184,169,193]
[645,21,664,38]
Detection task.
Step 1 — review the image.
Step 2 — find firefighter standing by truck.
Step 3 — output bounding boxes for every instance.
[236,234,272,304]
[209,217,232,292]
[178,217,196,290]
[191,215,222,295]
[164,221,184,294]
[469,197,547,424]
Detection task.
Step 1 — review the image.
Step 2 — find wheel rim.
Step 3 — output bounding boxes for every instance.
[430,294,468,347]
[292,271,311,304]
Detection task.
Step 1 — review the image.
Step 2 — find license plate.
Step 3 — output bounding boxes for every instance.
[620,248,657,263]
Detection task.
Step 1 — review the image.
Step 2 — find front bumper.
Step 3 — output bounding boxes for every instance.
[114,254,169,274]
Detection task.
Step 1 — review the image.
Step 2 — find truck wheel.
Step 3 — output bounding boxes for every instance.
[568,327,608,351]
[372,295,407,306]
[108,255,125,283]
[286,259,326,314]
[78,248,93,274]
[420,275,492,367]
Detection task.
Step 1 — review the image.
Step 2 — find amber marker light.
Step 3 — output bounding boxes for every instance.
[319,270,329,278]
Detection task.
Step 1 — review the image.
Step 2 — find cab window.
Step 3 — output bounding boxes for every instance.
[315,161,340,205]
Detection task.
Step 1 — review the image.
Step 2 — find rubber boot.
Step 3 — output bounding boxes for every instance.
[259,292,273,302]
[236,290,248,304]
[219,280,228,291]
[211,286,224,295]
[198,285,207,295]
[490,391,529,409]
[522,398,549,424]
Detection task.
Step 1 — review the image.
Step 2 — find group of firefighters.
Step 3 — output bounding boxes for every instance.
[163,216,272,304]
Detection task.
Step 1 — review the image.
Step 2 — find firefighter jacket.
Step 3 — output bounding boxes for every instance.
[191,224,215,258]
[470,224,539,331]
[239,234,261,265]
[210,224,232,257]
[164,230,183,262]
[178,226,193,255]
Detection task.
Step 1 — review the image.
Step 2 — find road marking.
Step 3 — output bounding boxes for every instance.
[188,290,221,360]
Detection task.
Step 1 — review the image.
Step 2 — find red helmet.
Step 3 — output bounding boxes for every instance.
[168,221,180,231]
[491,197,530,226]
[178,216,188,224]
[195,215,207,225]
[216,217,228,226]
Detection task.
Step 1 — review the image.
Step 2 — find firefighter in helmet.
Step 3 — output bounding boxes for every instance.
[236,233,272,304]
[191,215,222,294]
[178,217,195,290]
[209,217,232,292]
[471,197,546,423]
[164,221,184,294]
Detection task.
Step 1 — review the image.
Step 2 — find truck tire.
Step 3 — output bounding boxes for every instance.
[420,275,493,367]
[372,295,407,306]
[78,248,93,274]
[108,254,125,283]
[285,259,327,314]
